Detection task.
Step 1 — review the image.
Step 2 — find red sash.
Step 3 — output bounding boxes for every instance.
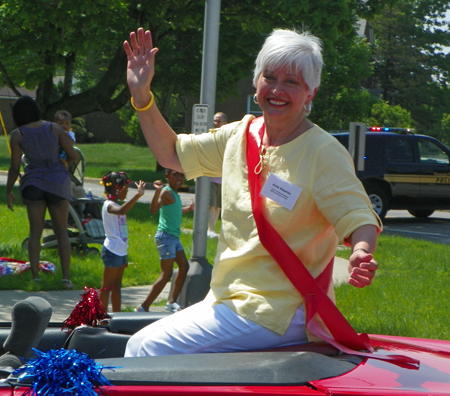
[246,117,419,367]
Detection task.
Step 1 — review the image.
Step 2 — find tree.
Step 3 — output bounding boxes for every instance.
[0,0,206,121]
[311,37,375,130]
[217,0,378,131]
[369,0,450,135]
[0,0,378,133]
[0,0,132,118]
[434,112,450,145]
[364,100,413,128]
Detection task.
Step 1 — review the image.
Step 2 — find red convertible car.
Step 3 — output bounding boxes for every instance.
[0,305,449,396]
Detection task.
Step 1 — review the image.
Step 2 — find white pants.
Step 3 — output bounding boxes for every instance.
[125,301,307,357]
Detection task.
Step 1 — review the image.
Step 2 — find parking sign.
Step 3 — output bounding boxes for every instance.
[192,105,209,135]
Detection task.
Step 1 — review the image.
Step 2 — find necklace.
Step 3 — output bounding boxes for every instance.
[264,116,307,147]
[254,116,307,175]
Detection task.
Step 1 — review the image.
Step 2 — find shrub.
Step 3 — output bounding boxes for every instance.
[117,103,147,146]
[71,118,95,143]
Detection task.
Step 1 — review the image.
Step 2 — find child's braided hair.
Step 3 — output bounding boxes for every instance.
[99,171,130,200]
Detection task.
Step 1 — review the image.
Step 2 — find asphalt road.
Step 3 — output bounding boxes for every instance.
[383,209,450,245]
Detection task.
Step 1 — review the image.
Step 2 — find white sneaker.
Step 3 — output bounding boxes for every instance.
[207,231,218,238]
[165,302,183,312]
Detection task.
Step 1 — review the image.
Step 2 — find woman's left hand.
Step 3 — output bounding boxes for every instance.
[348,250,378,288]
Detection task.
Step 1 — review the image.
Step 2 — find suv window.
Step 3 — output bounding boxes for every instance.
[417,139,450,165]
[385,138,415,163]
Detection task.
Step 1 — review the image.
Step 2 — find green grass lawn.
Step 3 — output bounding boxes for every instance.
[0,184,218,293]
[77,142,162,181]
[335,237,450,340]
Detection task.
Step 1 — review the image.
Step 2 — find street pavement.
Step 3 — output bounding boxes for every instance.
[0,284,171,323]
[0,171,351,322]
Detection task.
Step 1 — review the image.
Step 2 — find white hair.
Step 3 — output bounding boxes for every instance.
[253,29,323,94]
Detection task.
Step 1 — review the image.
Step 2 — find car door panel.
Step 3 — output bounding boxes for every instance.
[418,138,450,198]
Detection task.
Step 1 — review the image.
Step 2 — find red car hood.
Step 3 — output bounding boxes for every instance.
[311,334,450,395]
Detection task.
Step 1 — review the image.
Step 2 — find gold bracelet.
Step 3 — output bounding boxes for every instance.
[131,91,154,111]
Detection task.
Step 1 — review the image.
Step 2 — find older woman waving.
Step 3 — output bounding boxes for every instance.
[124,27,381,357]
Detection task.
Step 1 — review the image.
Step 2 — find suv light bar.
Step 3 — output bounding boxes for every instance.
[367,126,414,134]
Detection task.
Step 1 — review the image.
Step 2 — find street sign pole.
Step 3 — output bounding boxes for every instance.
[191,104,210,258]
[173,0,221,307]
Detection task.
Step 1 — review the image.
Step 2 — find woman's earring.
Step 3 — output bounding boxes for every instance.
[253,94,258,104]
[303,102,312,114]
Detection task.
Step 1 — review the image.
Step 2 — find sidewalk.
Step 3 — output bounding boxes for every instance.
[0,284,171,323]
[0,257,350,323]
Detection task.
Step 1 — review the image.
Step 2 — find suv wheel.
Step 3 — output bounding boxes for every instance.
[408,209,434,218]
[365,186,388,220]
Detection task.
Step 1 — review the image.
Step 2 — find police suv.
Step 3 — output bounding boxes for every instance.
[332,127,450,220]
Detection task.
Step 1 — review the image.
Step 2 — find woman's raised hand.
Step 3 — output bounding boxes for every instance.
[123,28,159,105]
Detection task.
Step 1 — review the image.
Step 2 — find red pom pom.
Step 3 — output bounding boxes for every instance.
[62,287,110,332]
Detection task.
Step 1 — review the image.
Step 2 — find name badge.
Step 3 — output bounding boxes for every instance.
[260,173,302,210]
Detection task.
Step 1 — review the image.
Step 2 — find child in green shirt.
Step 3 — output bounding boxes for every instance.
[135,169,194,313]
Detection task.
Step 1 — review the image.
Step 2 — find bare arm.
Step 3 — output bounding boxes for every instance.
[149,181,174,214]
[6,130,22,211]
[182,199,195,215]
[124,28,182,171]
[107,181,146,215]
[347,225,378,288]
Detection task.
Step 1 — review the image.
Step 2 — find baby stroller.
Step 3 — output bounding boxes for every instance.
[68,147,85,188]
[21,198,105,256]
[21,148,106,256]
